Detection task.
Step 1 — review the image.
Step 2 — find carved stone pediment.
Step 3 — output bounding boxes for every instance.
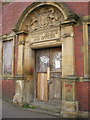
[27,5,64,32]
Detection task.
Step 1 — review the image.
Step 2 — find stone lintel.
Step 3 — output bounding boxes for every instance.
[1,34,14,40]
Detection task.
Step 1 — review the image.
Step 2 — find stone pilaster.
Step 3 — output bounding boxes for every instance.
[61,25,75,76]
[23,38,35,103]
[13,31,27,105]
[60,22,78,118]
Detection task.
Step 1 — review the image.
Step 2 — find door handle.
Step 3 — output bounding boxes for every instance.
[47,67,50,80]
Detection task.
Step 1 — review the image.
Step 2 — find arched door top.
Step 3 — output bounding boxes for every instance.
[13,2,79,32]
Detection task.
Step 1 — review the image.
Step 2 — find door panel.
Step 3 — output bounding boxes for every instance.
[36,49,49,73]
[36,49,49,101]
[36,47,62,101]
[50,48,62,72]
[49,48,62,99]
[37,73,48,101]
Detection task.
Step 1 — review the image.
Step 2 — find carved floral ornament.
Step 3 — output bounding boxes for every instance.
[26,5,64,32]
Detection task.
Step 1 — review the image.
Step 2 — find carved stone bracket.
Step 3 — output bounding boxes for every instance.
[61,33,74,38]
[16,31,28,45]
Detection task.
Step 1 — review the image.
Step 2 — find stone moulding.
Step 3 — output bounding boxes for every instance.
[13,76,27,80]
[62,76,90,82]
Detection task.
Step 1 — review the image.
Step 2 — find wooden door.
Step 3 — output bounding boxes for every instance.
[36,47,62,101]
[36,49,49,101]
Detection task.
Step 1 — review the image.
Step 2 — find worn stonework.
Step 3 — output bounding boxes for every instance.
[61,101,78,118]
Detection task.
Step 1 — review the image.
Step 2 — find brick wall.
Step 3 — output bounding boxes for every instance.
[2,80,15,100]
[76,82,90,111]
[65,2,88,16]
[2,2,31,35]
[74,25,84,77]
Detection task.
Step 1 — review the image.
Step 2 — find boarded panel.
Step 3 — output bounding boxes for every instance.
[3,40,13,75]
[37,73,48,101]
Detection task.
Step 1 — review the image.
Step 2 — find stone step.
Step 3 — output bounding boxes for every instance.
[31,101,61,113]
[23,107,60,117]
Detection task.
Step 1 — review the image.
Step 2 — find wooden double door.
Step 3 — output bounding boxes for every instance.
[36,47,62,101]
